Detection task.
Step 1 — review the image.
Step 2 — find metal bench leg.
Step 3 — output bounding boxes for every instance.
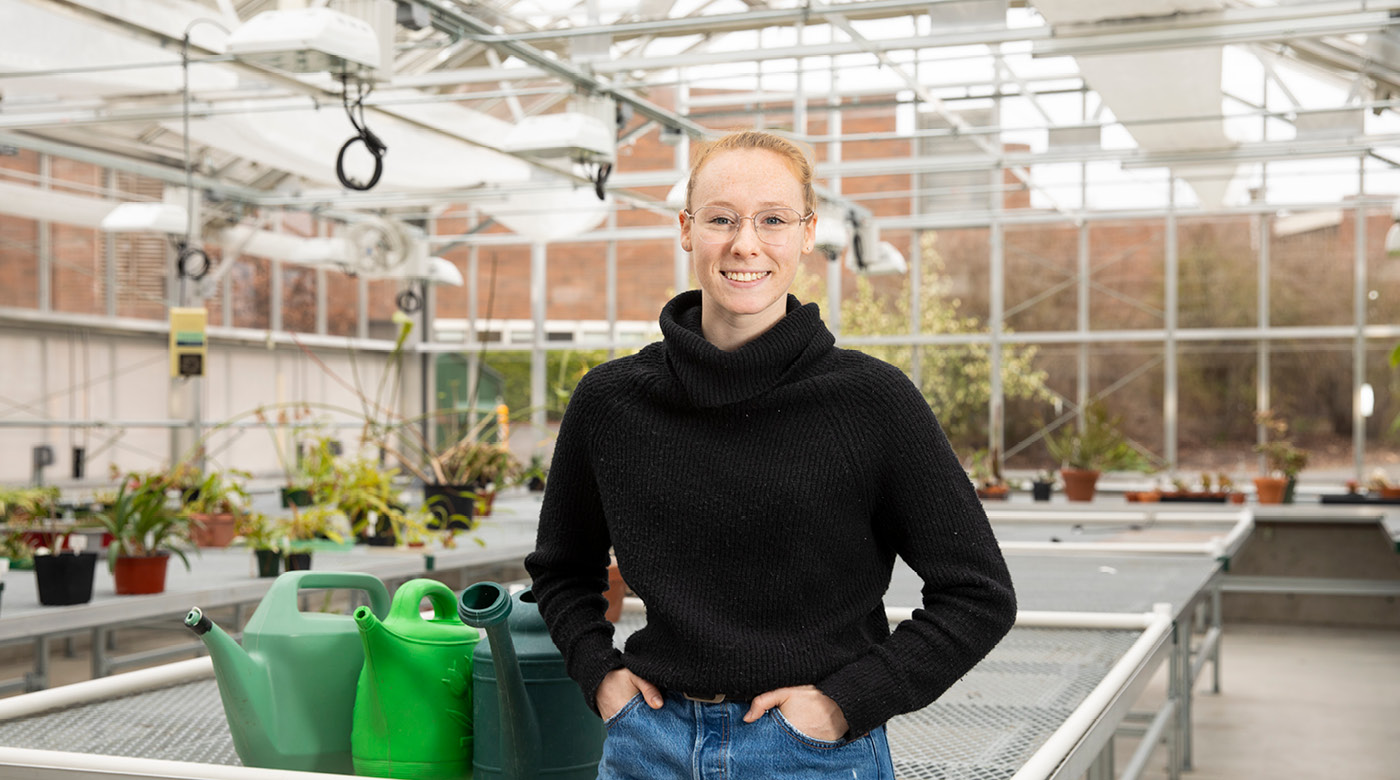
[26,636,49,692]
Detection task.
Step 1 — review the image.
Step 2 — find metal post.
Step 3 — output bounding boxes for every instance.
[104,169,117,318]
[28,636,49,691]
[1257,212,1271,470]
[467,222,480,404]
[530,242,547,435]
[38,153,51,312]
[606,209,618,360]
[990,220,1005,461]
[1165,177,1179,472]
[316,218,328,336]
[91,626,109,679]
[358,276,370,341]
[1353,183,1368,480]
[1078,223,1090,424]
[674,74,691,299]
[826,52,842,337]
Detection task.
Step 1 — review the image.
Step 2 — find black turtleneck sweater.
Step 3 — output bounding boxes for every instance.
[525,291,1015,739]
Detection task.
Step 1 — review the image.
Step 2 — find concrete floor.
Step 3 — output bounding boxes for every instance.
[1117,622,1400,780]
[0,620,1396,778]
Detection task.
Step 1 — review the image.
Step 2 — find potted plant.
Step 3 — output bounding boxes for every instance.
[1365,469,1400,500]
[279,504,350,571]
[1253,410,1307,504]
[233,512,283,578]
[33,535,98,606]
[967,448,1010,501]
[332,456,407,546]
[97,473,193,595]
[521,455,548,493]
[423,437,518,529]
[1044,402,1150,502]
[180,468,251,548]
[1,485,62,556]
[1030,470,1056,502]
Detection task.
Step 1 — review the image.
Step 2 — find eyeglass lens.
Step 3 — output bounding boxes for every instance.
[689,207,805,245]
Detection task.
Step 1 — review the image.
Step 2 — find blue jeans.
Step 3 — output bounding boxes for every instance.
[597,692,895,780]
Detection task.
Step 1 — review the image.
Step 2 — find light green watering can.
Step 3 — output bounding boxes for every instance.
[185,570,391,773]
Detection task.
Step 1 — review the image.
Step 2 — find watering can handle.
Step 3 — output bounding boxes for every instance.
[388,578,460,623]
[262,571,392,621]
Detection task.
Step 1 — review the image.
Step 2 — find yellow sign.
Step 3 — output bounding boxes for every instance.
[169,307,208,378]
[496,403,510,442]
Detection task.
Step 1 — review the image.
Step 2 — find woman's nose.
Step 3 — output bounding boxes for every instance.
[731,218,762,252]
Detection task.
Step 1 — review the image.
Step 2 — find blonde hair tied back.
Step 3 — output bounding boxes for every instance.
[685,130,816,215]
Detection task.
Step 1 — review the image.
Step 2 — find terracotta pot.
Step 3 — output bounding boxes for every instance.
[1378,486,1400,500]
[113,553,170,595]
[190,512,237,548]
[976,484,1010,501]
[1060,468,1101,502]
[1254,476,1288,505]
[604,561,626,623]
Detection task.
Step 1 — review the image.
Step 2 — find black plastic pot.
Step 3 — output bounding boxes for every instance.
[1032,481,1054,502]
[280,487,313,508]
[254,548,281,578]
[34,552,98,606]
[283,552,312,571]
[423,484,476,531]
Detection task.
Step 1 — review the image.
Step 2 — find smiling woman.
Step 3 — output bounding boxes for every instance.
[525,129,1016,780]
[677,131,819,350]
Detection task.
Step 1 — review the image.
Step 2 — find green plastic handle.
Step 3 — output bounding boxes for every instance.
[263,571,391,622]
[388,578,458,623]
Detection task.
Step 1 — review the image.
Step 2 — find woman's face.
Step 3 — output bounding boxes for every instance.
[680,148,815,328]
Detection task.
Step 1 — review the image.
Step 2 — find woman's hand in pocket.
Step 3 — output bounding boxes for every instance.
[743,685,848,742]
[597,668,664,721]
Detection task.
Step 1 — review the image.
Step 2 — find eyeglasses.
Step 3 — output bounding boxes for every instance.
[683,206,813,246]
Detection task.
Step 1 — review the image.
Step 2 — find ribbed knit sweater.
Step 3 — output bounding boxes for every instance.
[524,291,1016,739]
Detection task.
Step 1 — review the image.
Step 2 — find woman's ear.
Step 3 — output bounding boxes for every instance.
[679,209,692,252]
[802,211,817,254]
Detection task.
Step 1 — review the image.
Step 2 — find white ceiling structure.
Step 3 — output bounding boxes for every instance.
[4,0,1400,253]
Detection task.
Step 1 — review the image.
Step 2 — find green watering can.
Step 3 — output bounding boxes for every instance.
[185,571,391,773]
[458,582,605,780]
[351,578,482,779]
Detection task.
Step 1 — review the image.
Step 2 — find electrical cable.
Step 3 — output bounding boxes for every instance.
[592,162,612,201]
[396,286,423,313]
[338,76,387,191]
[179,19,229,285]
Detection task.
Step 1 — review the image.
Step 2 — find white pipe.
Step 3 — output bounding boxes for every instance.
[1009,604,1174,780]
[0,180,116,229]
[0,746,361,779]
[1001,541,1216,555]
[885,608,1161,631]
[1218,509,1255,557]
[988,510,1149,523]
[988,508,1246,526]
[0,657,213,722]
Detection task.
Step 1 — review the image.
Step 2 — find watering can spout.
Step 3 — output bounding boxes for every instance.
[459,582,542,780]
[184,606,277,762]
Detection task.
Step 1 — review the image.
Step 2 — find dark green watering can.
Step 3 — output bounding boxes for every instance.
[458,582,605,780]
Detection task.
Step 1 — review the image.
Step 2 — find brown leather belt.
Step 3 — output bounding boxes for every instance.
[682,692,729,704]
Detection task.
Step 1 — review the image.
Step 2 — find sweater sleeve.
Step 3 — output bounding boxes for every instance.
[523,371,624,713]
[817,367,1017,738]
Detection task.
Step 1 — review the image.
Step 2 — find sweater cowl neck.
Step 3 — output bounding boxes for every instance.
[659,290,834,408]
